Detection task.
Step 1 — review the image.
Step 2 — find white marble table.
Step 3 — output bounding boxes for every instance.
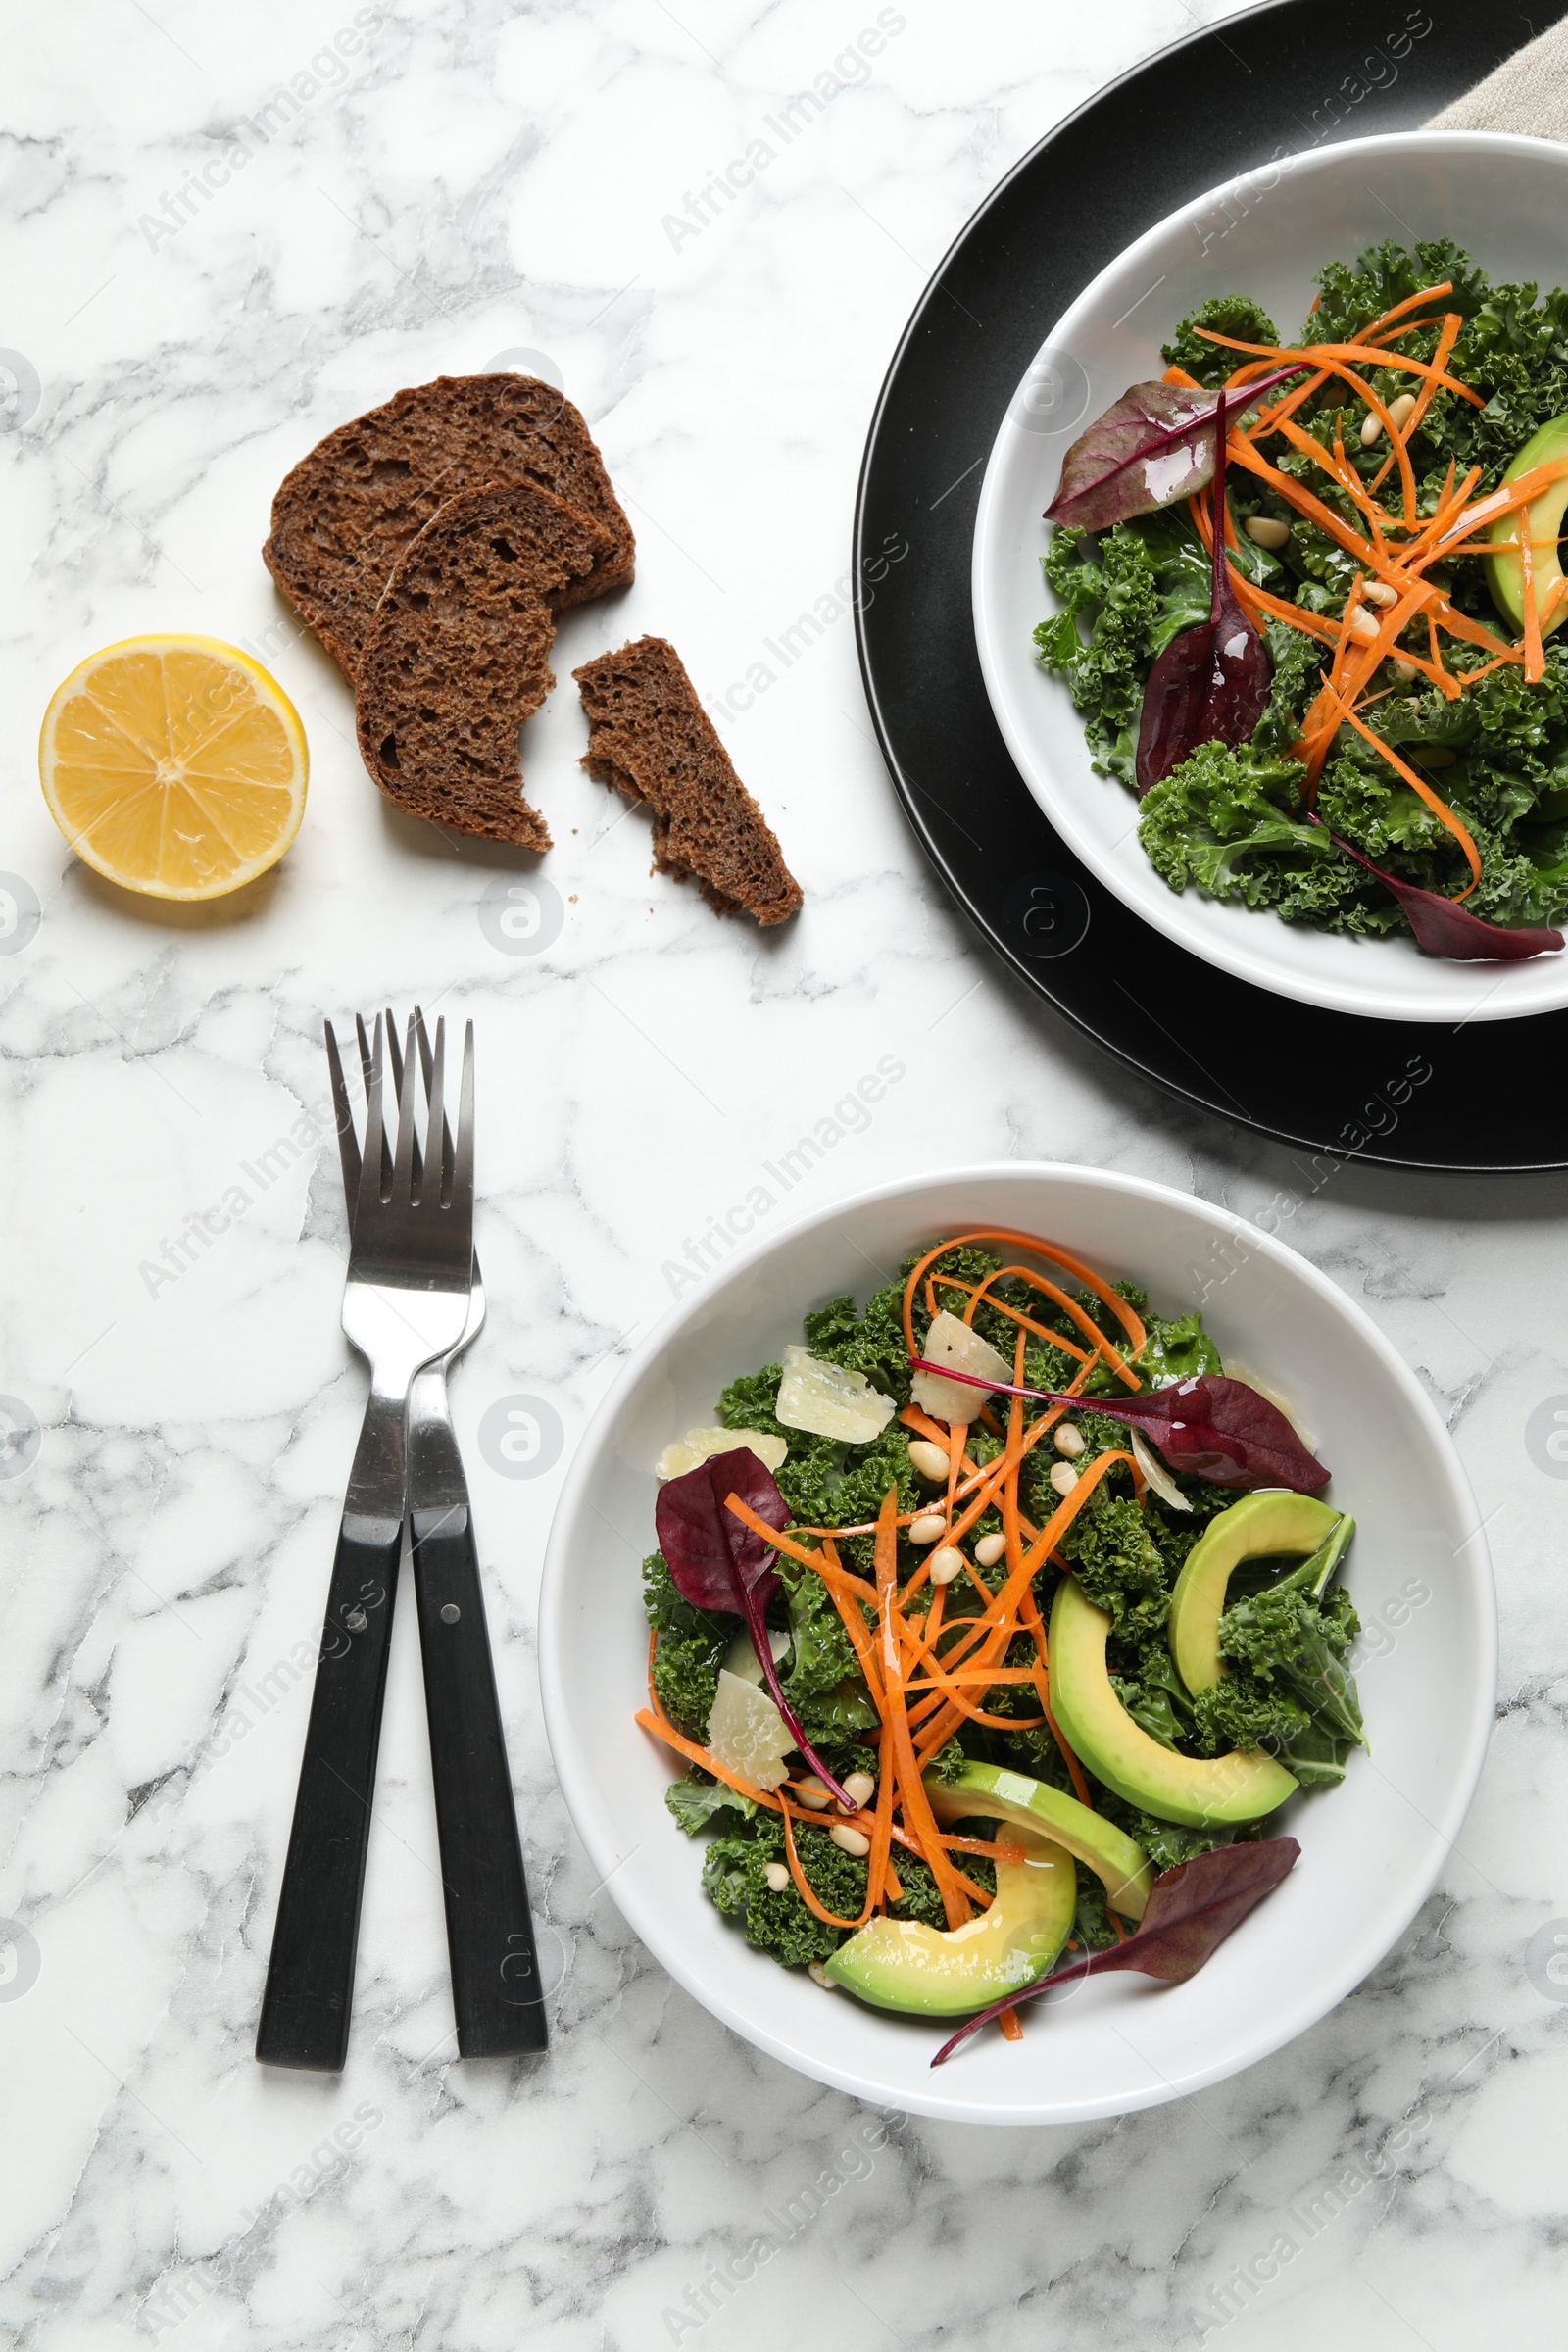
[2,3,1563,2344]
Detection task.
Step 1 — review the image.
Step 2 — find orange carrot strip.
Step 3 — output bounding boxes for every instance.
[1521,511,1545,684]
[1194,326,1484,406]
[778,1803,863,1930]
[875,1487,971,1928]
[912,1451,1133,1760]
[1369,311,1461,494]
[1334,698,1483,896]
[900,1229,1146,1367]
[999,2007,1024,2042]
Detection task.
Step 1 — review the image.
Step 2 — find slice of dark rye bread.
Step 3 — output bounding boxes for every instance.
[573,637,803,926]
[264,375,634,679]
[355,482,614,849]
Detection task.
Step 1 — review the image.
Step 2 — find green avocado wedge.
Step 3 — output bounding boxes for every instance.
[1049,1576,1297,1827]
[1168,1493,1343,1696]
[927,1759,1154,1922]
[823,1820,1076,2014]
[1487,410,1568,638]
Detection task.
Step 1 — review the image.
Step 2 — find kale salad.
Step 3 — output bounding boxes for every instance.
[638,1230,1361,2060]
[1035,238,1568,959]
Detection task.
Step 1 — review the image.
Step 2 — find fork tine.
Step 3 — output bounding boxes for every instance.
[356,1014,387,1226]
[413,1004,453,1203]
[386,1004,423,1190]
[452,1020,475,1216]
[323,1021,362,1204]
[383,1005,406,1097]
[355,1012,391,1194]
[391,1014,420,1197]
[423,1017,447,1208]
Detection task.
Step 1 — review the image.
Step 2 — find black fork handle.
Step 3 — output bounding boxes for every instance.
[412,1494,549,2055]
[255,1511,402,2071]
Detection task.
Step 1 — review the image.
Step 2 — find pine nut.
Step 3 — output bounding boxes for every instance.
[1244,514,1290,549]
[906,1438,950,1482]
[1363,580,1398,608]
[842,1771,876,1809]
[974,1531,1007,1568]
[908,1511,946,1544]
[763,1860,790,1893]
[794,1777,831,1809]
[928,1545,965,1586]
[1415,744,1457,767]
[1393,659,1419,681]
[1387,391,1418,430]
[1359,407,1385,447]
[1348,606,1381,642]
[808,1959,836,1989]
[830,1824,871,1858]
[1054,1424,1085,1457]
[1050,1460,1080,1497]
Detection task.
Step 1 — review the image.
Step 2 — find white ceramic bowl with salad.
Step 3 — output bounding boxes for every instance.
[538,1165,1494,2126]
[973,131,1568,1023]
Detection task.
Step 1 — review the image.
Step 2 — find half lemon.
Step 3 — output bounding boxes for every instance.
[39,634,308,900]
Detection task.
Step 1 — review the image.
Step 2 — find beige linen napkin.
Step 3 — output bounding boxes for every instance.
[1428,15,1568,134]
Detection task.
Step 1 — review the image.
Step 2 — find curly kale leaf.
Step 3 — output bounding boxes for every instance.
[775,1554,879,1740]
[926,1738,971,1787]
[1219,1582,1364,1747]
[1111,1641,1198,1751]
[804,1277,909,1400]
[1106,1807,1246,1875]
[1306,237,1491,346]
[888,1849,996,1930]
[1071,1864,1121,1951]
[1036,524,1162,785]
[1056,1490,1172,1643]
[1161,292,1280,387]
[1132,1307,1222,1388]
[665,1773,755,1837]
[643,1550,730,1738]
[1140,741,1397,931]
[702,1817,865,1966]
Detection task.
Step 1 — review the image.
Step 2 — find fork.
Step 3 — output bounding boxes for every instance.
[256,1014,476,2073]
[360,1009,547,2058]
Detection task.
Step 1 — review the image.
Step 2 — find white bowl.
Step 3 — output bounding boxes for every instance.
[539,1166,1494,2125]
[973,131,1568,1025]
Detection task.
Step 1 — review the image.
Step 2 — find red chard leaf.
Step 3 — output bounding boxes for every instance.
[1043,364,1303,533]
[1136,389,1272,794]
[654,1450,854,1809]
[655,1447,786,1618]
[906,1361,1329,1493]
[931,1838,1300,2066]
[1309,816,1563,962]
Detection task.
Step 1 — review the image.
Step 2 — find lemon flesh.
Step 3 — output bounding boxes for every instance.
[39,635,307,900]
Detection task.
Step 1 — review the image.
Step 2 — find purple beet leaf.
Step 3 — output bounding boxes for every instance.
[906,1361,1328,1494]
[1307,814,1563,962]
[1044,363,1303,533]
[654,1449,855,1808]
[931,1838,1300,2065]
[1135,388,1273,794]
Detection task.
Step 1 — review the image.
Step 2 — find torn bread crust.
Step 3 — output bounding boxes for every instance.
[356,481,613,849]
[264,373,634,680]
[574,636,803,926]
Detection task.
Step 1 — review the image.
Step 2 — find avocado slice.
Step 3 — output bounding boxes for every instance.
[824,1819,1076,2014]
[1487,410,1568,637]
[1167,1493,1344,1696]
[927,1759,1154,1921]
[1049,1576,1297,1827]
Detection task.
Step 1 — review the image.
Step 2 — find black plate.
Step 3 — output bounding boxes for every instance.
[855,0,1567,1172]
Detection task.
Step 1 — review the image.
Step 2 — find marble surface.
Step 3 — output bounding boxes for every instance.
[2,2,1566,2345]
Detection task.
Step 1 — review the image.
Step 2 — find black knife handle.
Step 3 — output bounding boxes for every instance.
[411,1501,548,2056]
[255,1513,402,2072]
